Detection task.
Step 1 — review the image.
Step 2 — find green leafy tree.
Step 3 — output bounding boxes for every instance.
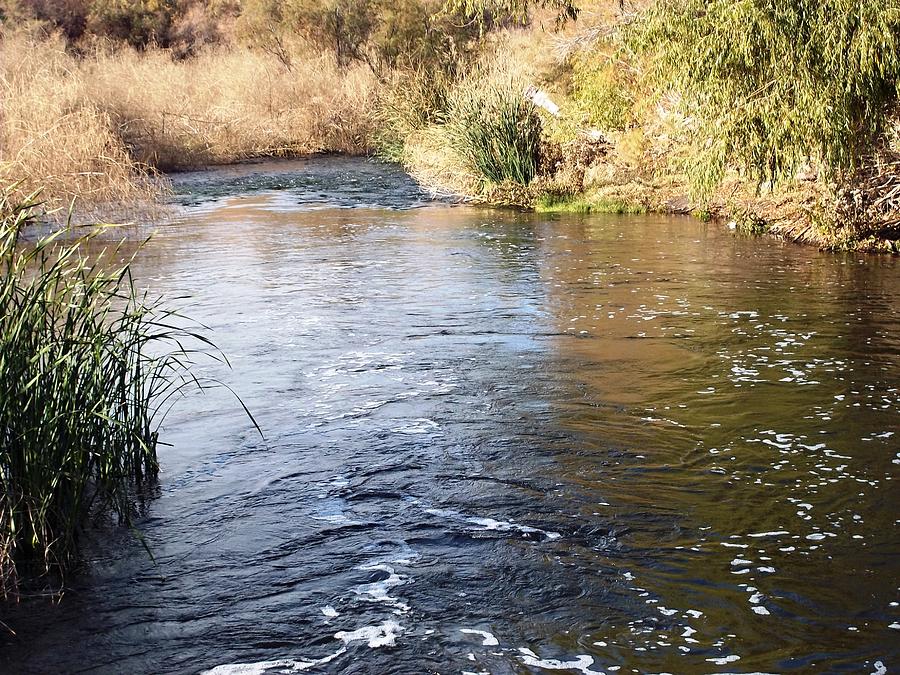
[631,0,900,194]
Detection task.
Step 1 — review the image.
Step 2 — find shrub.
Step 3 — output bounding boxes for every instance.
[444,71,542,186]
[86,0,176,47]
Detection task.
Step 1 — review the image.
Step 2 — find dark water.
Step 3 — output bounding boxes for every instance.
[2,157,899,674]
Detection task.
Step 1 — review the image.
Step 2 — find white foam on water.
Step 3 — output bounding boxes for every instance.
[685,609,703,618]
[321,605,339,618]
[424,506,561,541]
[752,606,770,615]
[335,619,403,648]
[748,593,764,604]
[460,629,500,646]
[748,531,789,538]
[889,623,900,630]
[806,533,826,540]
[707,655,741,665]
[731,558,752,566]
[871,661,887,675]
[468,516,562,540]
[391,418,440,434]
[311,514,364,526]
[517,648,605,675]
[353,563,409,613]
[201,648,346,675]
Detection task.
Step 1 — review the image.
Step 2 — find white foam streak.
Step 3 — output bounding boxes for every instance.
[335,620,403,648]
[460,629,500,646]
[202,648,346,675]
[518,648,605,675]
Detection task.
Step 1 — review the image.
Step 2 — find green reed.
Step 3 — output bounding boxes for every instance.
[444,72,542,187]
[0,188,215,598]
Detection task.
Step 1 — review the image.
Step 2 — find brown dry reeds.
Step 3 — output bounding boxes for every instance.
[82,41,377,169]
[0,32,159,210]
[0,31,379,211]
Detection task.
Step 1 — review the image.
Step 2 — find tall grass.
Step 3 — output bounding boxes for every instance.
[0,188,212,597]
[444,71,542,186]
[0,32,161,211]
[82,40,377,170]
[0,31,378,210]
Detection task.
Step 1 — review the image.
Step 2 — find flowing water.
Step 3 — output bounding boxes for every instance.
[2,157,899,674]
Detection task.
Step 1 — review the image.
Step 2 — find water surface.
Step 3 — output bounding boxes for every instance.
[2,157,898,674]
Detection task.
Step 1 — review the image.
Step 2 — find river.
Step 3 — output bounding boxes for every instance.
[2,157,898,674]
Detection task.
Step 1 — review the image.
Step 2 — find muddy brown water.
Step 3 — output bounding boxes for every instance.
[2,157,898,674]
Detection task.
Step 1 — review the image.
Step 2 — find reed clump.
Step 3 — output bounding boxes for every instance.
[445,71,542,187]
[394,65,544,197]
[0,187,210,597]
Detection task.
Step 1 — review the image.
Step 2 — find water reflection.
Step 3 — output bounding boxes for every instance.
[1,159,898,674]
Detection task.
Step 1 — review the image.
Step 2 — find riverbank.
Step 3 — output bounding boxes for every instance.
[390,17,900,254]
[0,31,376,211]
[2,1,898,252]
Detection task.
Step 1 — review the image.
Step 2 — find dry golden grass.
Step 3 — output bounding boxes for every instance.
[0,30,378,211]
[83,41,377,170]
[0,32,160,211]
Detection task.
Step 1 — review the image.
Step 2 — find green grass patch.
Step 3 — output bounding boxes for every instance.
[535,193,647,215]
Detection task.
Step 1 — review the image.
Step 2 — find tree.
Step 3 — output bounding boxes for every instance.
[631,0,900,193]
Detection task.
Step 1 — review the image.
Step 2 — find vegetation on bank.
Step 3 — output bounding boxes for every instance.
[0,0,897,598]
[0,190,213,597]
[1,0,899,249]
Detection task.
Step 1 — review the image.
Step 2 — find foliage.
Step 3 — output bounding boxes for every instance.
[631,0,900,195]
[236,0,478,72]
[86,0,176,47]
[0,0,91,39]
[282,0,375,66]
[444,71,542,186]
[0,188,211,597]
[443,0,577,26]
[1,0,233,48]
[570,51,635,133]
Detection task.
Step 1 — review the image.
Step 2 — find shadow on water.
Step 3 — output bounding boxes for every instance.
[2,158,898,674]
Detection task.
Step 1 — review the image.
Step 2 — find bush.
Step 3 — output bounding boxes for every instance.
[444,71,542,186]
[86,0,176,47]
